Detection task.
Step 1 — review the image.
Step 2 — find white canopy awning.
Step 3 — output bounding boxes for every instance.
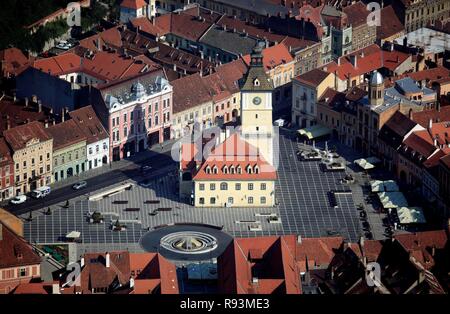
[378,192,408,209]
[355,158,375,170]
[371,180,384,192]
[66,231,81,238]
[397,207,426,224]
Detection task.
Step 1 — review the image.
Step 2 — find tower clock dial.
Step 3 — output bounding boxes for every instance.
[252,96,262,105]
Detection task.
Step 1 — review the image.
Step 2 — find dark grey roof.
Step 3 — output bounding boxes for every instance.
[213,0,294,17]
[241,66,273,91]
[200,26,258,56]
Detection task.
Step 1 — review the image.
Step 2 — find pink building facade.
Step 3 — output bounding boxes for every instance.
[98,71,173,161]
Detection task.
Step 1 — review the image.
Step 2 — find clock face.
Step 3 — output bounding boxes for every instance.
[252,96,262,105]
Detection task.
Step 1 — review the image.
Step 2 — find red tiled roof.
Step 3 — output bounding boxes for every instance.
[78,26,123,51]
[294,68,331,88]
[423,149,446,168]
[403,130,437,159]
[377,5,404,41]
[411,106,450,129]
[155,12,213,42]
[295,237,343,272]
[171,73,211,114]
[0,96,53,132]
[193,133,277,181]
[32,51,159,83]
[0,48,29,77]
[13,282,53,294]
[68,106,108,144]
[218,236,301,294]
[395,230,448,270]
[0,223,41,269]
[131,17,163,37]
[342,1,370,27]
[4,121,51,151]
[120,0,146,9]
[440,154,450,169]
[45,119,86,150]
[322,44,410,80]
[0,137,13,167]
[242,43,294,72]
[359,240,383,263]
[407,66,450,84]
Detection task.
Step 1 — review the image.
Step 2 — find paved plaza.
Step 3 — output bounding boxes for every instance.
[22,130,382,254]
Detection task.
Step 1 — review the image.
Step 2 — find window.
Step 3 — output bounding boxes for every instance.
[19,268,26,277]
[124,113,127,122]
[261,197,266,204]
[199,197,205,205]
[227,197,233,205]
[248,197,254,204]
[261,183,266,190]
[248,183,254,190]
[23,161,26,167]
[210,183,216,190]
[16,163,19,170]
[220,182,228,190]
[199,183,205,191]
[89,147,93,155]
[235,183,241,190]
[124,127,128,137]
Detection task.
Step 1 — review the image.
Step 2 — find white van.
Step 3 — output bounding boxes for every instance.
[31,186,51,199]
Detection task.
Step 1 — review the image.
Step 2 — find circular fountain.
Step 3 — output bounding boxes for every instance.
[139,224,232,261]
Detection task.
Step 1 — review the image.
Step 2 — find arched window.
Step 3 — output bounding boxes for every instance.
[222,165,228,174]
[254,165,260,174]
[253,78,260,86]
[205,166,211,174]
[246,165,253,174]
[212,166,218,174]
[220,182,228,190]
[229,166,235,174]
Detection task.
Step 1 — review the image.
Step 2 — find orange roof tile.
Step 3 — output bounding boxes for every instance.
[242,43,294,72]
[120,0,146,9]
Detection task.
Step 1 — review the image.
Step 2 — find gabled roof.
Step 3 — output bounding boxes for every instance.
[379,111,418,148]
[45,119,86,150]
[4,121,51,151]
[68,106,109,144]
[156,12,214,42]
[131,17,164,37]
[0,223,41,269]
[295,237,344,272]
[402,130,437,160]
[342,1,371,27]
[242,43,294,72]
[193,133,277,181]
[294,68,331,88]
[218,236,301,294]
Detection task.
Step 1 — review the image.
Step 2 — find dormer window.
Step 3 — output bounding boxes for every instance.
[205,166,211,174]
[212,166,218,174]
[253,78,260,87]
[246,165,253,174]
[254,165,260,174]
[237,166,242,174]
[222,165,228,174]
[229,166,235,174]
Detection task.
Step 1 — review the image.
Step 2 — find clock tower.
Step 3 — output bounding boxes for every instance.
[240,42,275,166]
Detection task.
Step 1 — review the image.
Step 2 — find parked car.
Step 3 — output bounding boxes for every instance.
[10,195,27,204]
[56,40,71,50]
[73,181,87,190]
[31,186,51,199]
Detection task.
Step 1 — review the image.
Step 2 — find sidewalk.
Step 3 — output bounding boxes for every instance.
[50,140,177,191]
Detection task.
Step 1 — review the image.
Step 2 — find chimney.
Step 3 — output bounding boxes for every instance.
[152,18,156,26]
[428,118,433,130]
[44,120,49,128]
[96,37,101,51]
[80,257,85,267]
[105,252,110,268]
[52,119,56,126]
[130,277,135,288]
[13,93,16,102]
[32,95,37,103]
[38,100,42,112]
[24,97,29,108]
[61,108,65,122]
[409,108,413,119]
[297,235,302,244]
